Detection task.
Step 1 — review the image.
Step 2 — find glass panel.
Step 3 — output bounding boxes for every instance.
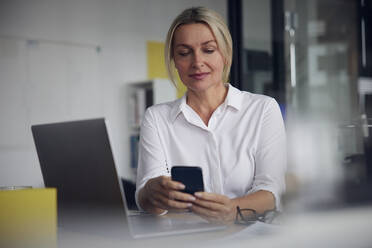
[241,0,273,94]
[284,0,365,209]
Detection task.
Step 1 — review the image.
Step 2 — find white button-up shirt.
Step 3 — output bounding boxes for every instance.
[135,84,286,209]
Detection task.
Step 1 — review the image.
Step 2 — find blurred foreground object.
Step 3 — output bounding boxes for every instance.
[0,188,57,248]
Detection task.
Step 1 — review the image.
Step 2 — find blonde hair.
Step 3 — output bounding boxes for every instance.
[165,7,233,86]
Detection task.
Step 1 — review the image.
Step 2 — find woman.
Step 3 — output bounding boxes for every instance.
[135,7,286,224]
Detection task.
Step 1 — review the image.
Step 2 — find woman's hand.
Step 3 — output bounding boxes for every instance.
[191,192,237,224]
[140,176,196,214]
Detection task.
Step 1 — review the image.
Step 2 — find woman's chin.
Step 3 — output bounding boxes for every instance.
[186,82,223,94]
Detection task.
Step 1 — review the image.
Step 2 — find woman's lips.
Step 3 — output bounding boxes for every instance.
[189,72,209,80]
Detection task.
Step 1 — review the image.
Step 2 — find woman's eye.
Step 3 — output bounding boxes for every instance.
[204,49,215,54]
[177,51,190,56]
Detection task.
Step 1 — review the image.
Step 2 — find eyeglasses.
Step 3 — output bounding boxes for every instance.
[235,206,280,225]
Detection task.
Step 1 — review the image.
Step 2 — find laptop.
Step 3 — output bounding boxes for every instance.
[31,118,225,239]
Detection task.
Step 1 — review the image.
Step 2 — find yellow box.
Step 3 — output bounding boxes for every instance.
[0,188,57,248]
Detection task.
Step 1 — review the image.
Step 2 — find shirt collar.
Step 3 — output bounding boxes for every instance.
[224,83,243,111]
[169,83,244,123]
[170,95,186,123]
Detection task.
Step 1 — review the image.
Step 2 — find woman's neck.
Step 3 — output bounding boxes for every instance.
[186,83,228,126]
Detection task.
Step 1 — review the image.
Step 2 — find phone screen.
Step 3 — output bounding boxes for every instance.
[171,166,204,195]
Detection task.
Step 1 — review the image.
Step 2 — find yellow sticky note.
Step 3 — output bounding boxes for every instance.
[0,188,57,248]
[147,41,187,98]
[147,41,167,79]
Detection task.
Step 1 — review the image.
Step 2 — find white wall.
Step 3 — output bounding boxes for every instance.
[0,0,227,187]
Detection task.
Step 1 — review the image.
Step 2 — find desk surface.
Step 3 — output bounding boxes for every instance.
[58,206,372,248]
[58,211,244,248]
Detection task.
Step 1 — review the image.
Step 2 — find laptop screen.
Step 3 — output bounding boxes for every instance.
[31,118,126,209]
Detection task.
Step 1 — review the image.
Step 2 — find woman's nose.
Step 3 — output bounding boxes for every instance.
[192,51,204,68]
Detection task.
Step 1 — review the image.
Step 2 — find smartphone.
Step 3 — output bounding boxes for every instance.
[171,166,204,195]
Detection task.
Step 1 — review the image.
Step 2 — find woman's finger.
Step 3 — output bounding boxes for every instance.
[193,198,228,212]
[191,204,220,219]
[194,192,229,204]
[151,185,192,205]
[150,198,169,210]
[147,177,182,199]
[160,176,185,190]
[157,194,192,209]
[168,190,196,202]
[146,176,194,210]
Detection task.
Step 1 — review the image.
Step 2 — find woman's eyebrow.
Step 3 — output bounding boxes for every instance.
[175,44,192,49]
[202,40,217,45]
[175,40,217,48]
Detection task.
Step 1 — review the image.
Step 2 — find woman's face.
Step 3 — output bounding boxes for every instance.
[173,23,225,93]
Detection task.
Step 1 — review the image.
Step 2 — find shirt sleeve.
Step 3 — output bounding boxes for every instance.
[135,107,169,210]
[249,98,287,210]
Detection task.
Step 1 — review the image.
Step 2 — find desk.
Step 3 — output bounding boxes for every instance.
[58,211,244,248]
[58,206,372,248]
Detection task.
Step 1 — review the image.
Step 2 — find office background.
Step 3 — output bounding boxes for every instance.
[0,0,227,187]
[1,0,372,210]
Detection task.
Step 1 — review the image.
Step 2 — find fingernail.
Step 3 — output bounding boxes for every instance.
[195,192,202,197]
[189,196,196,201]
[178,184,185,189]
[187,203,192,207]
